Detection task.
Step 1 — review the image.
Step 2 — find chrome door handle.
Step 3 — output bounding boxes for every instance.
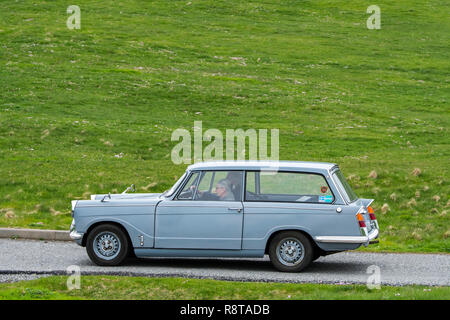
[228,208,242,213]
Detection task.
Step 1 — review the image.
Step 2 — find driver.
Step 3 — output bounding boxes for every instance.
[195,179,235,201]
[215,179,234,201]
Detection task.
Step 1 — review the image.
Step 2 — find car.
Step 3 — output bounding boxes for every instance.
[70,160,379,272]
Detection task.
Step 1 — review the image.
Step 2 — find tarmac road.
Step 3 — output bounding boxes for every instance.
[0,238,448,286]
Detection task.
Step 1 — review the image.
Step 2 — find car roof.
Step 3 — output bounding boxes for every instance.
[187,160,337,172]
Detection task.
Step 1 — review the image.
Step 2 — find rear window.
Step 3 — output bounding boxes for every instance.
[333,170,358,203]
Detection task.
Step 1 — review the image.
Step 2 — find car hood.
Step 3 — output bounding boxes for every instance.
[90,193,163,200]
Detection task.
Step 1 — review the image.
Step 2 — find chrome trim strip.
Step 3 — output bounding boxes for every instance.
[315,228,379,244]
[156,237,242,241]
[244,205,335,211]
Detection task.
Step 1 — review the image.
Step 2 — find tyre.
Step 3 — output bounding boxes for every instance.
[312,251,322,262]
[268,231,313,272]
[86,224,129,266]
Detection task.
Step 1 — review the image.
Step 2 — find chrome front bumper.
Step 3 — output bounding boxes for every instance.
[314,228,379,245]
[69,230,83,240]
[69,219,83,242]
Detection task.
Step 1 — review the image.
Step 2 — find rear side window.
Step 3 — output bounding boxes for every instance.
[245,171,334,203]
[333,170,358,203]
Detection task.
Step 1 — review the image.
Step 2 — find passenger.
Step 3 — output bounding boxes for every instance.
[226,171,242,200]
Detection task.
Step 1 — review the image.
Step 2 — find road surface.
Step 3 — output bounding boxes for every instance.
[0,239,448,286]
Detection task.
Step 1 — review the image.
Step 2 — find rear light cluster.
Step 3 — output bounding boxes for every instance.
[356,205,379,238]
[368,206,377,221]
[368,206,379,229]
[356,213,366,228]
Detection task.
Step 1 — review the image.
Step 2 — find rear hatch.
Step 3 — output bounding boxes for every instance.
[331,168,379,234]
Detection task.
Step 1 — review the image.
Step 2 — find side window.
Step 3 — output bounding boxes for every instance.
[197,171,213,193]
[194,171,243,201]
[177,172,200,200]
[245,171,334,203]
[246,171,256,193]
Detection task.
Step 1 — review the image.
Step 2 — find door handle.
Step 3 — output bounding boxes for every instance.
[228,207,242,213]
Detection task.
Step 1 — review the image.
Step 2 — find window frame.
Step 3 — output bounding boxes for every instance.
[175,170,245,202]
[174,171,201,201]
[332,169,358,204]
[243,170,336,205]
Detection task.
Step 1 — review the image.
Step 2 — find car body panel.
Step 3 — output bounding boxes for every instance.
[74,198,159,248]
[155,200,244,249]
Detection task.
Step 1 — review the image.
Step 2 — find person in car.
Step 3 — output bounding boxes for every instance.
[226,171,242,200]
[214,179,235,201]
[195,179,235,201]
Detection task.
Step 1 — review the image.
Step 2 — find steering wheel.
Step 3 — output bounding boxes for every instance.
[178,188,194,199]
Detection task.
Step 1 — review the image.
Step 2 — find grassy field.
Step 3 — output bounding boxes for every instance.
[0,275,449,300]
[0,1,448,253]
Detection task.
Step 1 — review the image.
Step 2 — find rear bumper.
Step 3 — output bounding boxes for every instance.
[314,228,379,245]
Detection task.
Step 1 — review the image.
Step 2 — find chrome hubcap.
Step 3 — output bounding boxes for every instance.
[276,238,304,266]
[93,232,121,260]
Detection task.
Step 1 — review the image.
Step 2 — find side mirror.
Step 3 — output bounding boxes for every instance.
[121,184,136,194]
[101,193,111,202]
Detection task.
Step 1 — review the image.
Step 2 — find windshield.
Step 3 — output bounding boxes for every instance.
[332,170,358,203]
[165,172,187,197]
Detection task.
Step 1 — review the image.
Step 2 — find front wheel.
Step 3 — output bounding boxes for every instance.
[86,224,129,266]
[268,231,313,272]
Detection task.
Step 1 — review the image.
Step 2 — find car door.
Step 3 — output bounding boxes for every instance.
[154,170,244,250]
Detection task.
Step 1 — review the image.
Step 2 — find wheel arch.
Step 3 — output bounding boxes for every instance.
[264,228,323,255]
[81,220,133,249]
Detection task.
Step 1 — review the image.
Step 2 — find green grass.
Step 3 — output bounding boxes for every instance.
[0,1,448,253]
[0,275,448,300]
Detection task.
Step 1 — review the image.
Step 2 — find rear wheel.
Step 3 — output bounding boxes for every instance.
[312,249,322,262]
[268,231,313,272]
[86,224,129,266]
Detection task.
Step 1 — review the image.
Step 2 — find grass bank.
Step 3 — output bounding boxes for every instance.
[0,1,448,253]
[0,275,448,300]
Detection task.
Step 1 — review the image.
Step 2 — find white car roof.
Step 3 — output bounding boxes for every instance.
[187,160,337,172]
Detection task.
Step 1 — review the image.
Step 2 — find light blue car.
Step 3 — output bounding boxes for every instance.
[70,161,379,272]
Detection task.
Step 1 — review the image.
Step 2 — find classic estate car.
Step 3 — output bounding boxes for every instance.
[70,161,379,272]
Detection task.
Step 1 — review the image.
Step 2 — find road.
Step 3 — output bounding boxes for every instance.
[0,239,448,286]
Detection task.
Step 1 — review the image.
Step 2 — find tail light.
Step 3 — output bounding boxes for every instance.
[356,213,366,228]
[367,206,379,229]
[368,206,376,220]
